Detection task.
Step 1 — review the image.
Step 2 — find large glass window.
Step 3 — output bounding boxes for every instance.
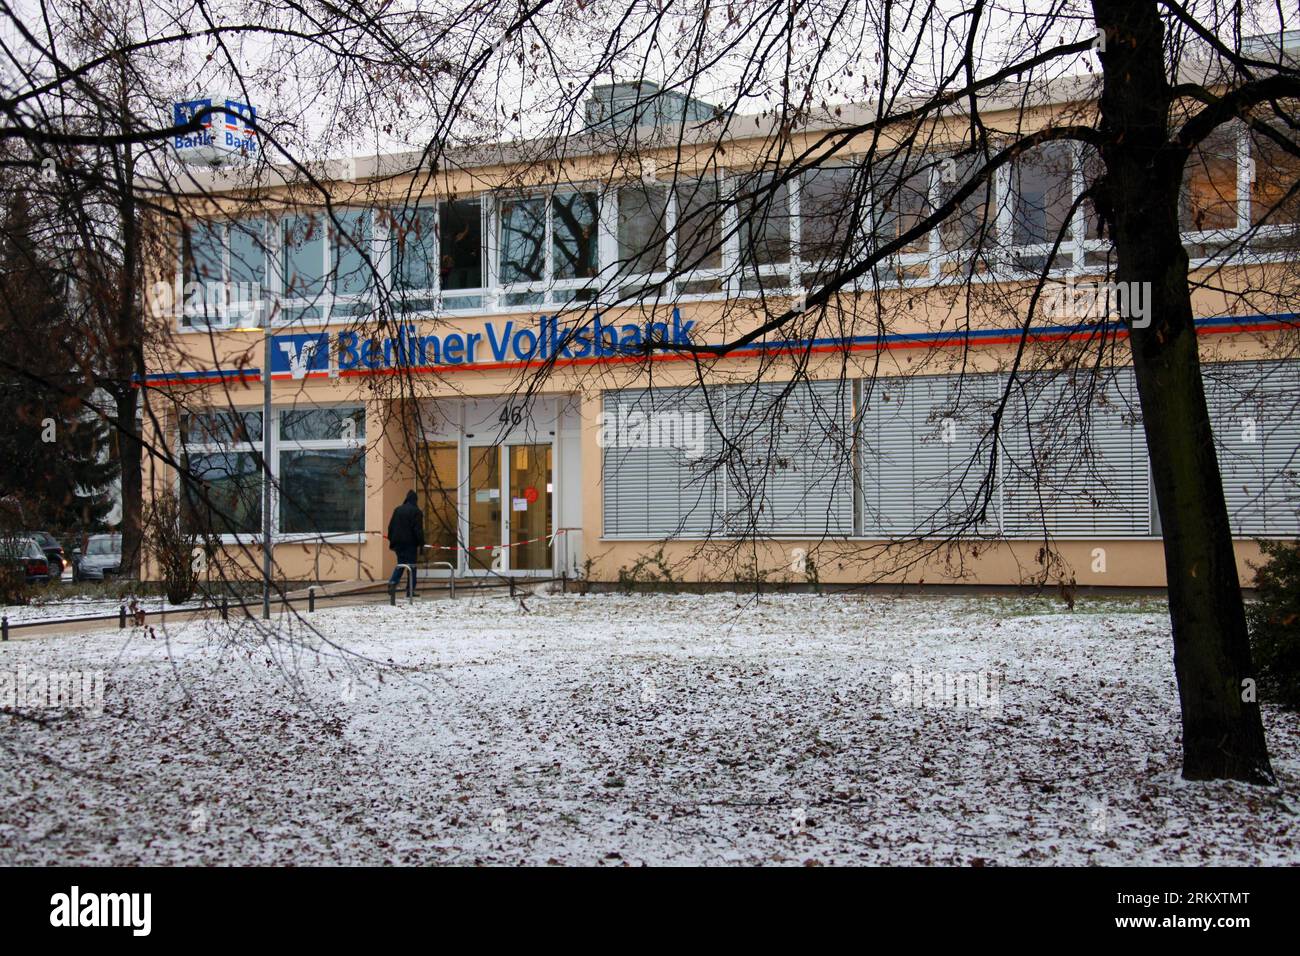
[673,177,723,272]
[799,164,864,281]
[332,210,372,298]
[499,191,600,304]
[1250,129,1300,226]
[180,222,225,326]
[738,171,792,268]
[390,200,483,311]
[617,183,670,277]
[440,198,483,293]
[499,195,547,287]
[180,410,264,536]
[277,406,366,535]
[615,177,723,294]
[873,163,932,256]
[552,191,600,280]
[176,218,266,327]
[279,450,365,534]
[1012,142,1074,246]
[391,206,438,296]
[938,153,995,253]
[282,214,328,299]
[418,441,459,556]
[1180,126,1238,232]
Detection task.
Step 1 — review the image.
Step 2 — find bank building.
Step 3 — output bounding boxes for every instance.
[145,77,1300,590]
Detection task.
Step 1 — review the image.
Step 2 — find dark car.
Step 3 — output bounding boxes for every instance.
[30,531,66,578]
[2,536,51,585]
[74,533,122,582]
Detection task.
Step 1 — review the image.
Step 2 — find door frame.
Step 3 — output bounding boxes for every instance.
[459,439,555,576]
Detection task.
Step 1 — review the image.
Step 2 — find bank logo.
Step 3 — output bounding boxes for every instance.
[50,887,151,936]
[274,333,331,379]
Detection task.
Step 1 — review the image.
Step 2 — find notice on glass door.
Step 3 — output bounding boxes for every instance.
[512,497,528,512]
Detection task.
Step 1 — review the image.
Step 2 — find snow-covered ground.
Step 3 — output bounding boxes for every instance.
[0,591,1296,865]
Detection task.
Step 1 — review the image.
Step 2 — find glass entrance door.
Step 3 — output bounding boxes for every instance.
[507,444,553,571]
[464,442,553,573]
[467,445,501,570]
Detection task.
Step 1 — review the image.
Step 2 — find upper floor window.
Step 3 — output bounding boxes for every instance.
[799,164,866,285]
[1250,128,1300,227]
[737,171,792,288]
[1011,142,1075,271]
[390,198,484,311]
[179,218,266,326]
[614,175,723,294]
[1180,126,1238,233]
[499,190,600,305]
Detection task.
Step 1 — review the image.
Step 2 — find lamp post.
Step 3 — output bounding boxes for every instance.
[233,316,273,620]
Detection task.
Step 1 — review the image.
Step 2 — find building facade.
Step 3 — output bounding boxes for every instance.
[143,82,1300,589]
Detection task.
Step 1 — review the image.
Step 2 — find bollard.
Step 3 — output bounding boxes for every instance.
[221,595,228,621]
[389,584,396,607]
[308,586,316,613]
[119,605,126,629]
[561,571,567,594]
[1,615,7,642]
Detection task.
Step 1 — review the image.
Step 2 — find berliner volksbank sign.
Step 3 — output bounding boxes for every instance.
[269,311,698,378]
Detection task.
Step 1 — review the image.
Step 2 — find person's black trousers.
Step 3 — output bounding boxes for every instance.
[388,548,418,593]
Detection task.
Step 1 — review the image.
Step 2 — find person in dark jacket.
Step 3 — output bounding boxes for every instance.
[387,490,424,597]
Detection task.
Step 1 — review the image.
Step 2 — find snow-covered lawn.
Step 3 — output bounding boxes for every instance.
[1,591,1296,865]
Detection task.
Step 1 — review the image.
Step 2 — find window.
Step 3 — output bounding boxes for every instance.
[332,210,372,299]
[282,214,328,300]
[228,219,267,290]
[278,407,366,535]
[1180,126,1238,232]
[391,205,438,307]
[418,442,459,556]
[280,211,372,317]
[1011,142,1074,268]
[1250,129,1300,226]
[737,171,792,288]
[938,153,995,253]
[179,222,226,327]
[440,198,484,303]
[799,164,864,285]
[499,191,600,305]
[870,160,932,279]
[617,183,670,277]
[673,177,723,274]
[176,218,266,327]
[615,176,723,295]
[180,411,264,536]
[552,191,600,281]
[389,199,483,312]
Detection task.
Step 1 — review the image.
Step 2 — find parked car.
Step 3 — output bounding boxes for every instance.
[74,533,122,582]
[2,536,52,585]
[30,531,66,579]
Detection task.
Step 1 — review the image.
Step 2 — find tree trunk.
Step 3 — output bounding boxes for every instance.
[1093,0,1273,782]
